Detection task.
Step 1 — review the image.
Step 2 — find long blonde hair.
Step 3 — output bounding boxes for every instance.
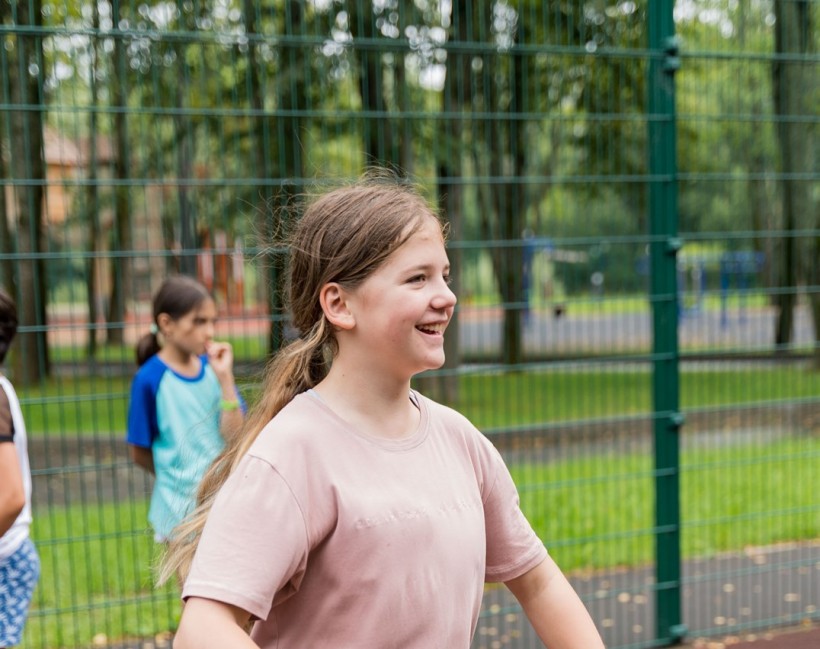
[159,177,442,585]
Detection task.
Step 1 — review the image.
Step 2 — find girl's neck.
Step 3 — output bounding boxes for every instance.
[313,367,417,440]
[158,346,201,378]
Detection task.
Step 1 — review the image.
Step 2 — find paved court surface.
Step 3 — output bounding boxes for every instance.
[687,624,820,648]
[99,615,820,649]
[471,542,819,649]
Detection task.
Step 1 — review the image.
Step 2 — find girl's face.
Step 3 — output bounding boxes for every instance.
[342,217,457,382]
[159,298,217,358]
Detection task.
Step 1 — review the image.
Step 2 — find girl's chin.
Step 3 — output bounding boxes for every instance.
[424,355,447,371]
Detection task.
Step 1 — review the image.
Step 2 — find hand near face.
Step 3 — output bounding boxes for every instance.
[206,341,235,381]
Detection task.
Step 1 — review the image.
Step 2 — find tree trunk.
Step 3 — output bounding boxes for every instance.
[772,1,813,352]
[244,0,283,358]
[485,48,526,367]
[419,0,472,404]
[86,1,101,358]
[0,117,14,293]
[266,0,308,355]
[811,292,820,370]
[0,0,11,291]
[395,59,412,174]
[106,2,133,344]
[350,0,396,167]
[501,48,527,367]
[5,0,48,384]
[174,86,197,278]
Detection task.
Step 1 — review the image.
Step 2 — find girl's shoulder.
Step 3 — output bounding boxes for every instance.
[130,355,170,396]
[252,392,332,449]
[134,354,211,387]
[413,391,480,435]
[133,353,166,378]
[0,374,14,399]
[414,390,504,468]
[0,379,12,441]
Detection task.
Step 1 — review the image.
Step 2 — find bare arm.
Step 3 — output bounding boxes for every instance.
[0,442,25,537]
[505,555,606,649]
[218,399,244,442]
[174,597,258,649]
[206,342,245,441]
[130,444,155,475]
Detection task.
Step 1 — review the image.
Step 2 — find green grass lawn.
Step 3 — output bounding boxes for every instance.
[445,366,819,429]
[23,500,180,649]
[47,335,269,365]
[512,436,820,573]
[19,367,820,435]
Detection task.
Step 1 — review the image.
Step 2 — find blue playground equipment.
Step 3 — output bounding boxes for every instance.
[717,251,766,328]
[638,250,766,326]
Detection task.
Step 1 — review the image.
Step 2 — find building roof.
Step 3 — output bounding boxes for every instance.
[43,127,116,167]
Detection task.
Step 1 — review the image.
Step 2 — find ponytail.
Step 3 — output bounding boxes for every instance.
[135,329,161,367]
[159,179,433,585]
[159,318,332,586]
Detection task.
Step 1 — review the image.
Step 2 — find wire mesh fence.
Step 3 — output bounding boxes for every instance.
[1,1,817,648]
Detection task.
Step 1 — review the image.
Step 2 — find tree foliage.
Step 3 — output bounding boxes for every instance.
[2,0,816,368]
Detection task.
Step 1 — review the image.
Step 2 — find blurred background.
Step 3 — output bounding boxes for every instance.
[0,1,817,647]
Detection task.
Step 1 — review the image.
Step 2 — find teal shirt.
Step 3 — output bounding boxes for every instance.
[127,355,225,540]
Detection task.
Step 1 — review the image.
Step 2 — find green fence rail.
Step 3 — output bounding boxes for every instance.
[1,1,817,648]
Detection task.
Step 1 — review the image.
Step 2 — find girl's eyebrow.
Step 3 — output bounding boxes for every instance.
[403,262,451,273]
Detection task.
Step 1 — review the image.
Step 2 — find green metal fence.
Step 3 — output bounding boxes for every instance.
[1,1,817,648]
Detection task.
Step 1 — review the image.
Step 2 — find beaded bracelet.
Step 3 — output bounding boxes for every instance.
[220,399,240,411]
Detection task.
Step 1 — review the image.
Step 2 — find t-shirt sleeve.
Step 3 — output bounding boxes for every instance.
[126,371,157,448]
[481,441,548,583]
[0,387,13,443]
[182,453,310,621]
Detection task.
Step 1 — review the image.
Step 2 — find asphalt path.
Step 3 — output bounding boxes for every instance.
[460,303,815,357]
[472,541,820,649]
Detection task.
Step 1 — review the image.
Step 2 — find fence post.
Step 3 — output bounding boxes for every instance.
[647,1,686,645]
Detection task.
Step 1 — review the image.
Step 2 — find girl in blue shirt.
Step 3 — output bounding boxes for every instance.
[127,276,244,542]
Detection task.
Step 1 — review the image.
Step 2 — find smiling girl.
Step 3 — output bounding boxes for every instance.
[161,178,604,649]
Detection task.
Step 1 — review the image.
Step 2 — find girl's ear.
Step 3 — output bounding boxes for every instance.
[156,312,173,334]
[319,283,355,330]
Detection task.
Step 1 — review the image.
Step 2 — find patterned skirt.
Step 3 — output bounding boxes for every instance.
[0,538,40,647]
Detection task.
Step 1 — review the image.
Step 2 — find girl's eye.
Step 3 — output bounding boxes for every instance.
[443,274,453,286]
[409,274,426,283]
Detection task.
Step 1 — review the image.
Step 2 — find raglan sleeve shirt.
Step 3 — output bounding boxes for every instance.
[126,362,161,448]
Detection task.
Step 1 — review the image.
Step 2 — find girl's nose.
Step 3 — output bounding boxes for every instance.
[433,281,458,310]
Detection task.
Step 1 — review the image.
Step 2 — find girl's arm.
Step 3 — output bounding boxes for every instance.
[206,341,244,440]
[130,444,155,475]
[505,555,606,649]
[0,441,25,537]
[174,597,258,649]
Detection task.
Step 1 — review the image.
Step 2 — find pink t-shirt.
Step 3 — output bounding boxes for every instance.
[182,391,547,648]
